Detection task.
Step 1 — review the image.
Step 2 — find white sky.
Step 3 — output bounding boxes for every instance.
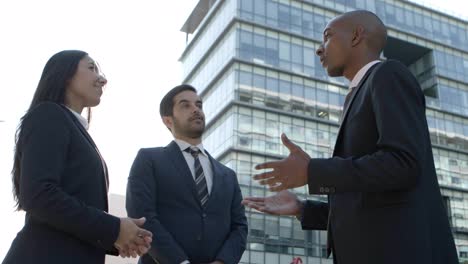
[0,0,466,261]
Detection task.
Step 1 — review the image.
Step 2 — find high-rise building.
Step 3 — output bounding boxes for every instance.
[180,0,468,263]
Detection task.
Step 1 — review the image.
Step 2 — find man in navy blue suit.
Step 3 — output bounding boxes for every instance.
[126,84,247,264]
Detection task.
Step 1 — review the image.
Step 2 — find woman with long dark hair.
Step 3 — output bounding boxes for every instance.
[3,50,152,264]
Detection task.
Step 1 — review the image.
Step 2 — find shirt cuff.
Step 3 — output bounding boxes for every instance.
[181,261,190,264]
[295,200,306,222]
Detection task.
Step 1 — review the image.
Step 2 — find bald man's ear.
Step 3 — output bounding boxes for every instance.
[351,25,365,47]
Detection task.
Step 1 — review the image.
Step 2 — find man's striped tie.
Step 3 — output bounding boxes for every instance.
[185,147,209,206]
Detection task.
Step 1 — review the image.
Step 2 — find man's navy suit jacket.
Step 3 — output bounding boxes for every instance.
[126,141,248,264]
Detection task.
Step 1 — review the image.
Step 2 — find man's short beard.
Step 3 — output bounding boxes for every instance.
[186,128,204,139]
[173,119,205,139]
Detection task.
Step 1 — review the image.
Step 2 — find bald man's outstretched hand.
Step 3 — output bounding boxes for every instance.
[242,190,303,216]
[253,133,310,192]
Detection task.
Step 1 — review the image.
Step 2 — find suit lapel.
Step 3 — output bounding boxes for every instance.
[203,151,223,208]
[166,141,201,207]
[57,105,110,210]
[60,106,97,148]
[333,64,378,156]
[60,106,110,193]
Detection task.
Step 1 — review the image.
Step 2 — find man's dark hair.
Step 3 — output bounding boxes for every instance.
[159,84,197,117]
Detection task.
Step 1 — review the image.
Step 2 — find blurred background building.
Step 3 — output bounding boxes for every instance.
[179,0,468,263]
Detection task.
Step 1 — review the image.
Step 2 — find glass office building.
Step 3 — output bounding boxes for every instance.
[180,0,468,263]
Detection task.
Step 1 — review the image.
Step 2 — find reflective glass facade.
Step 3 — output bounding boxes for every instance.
[180,0,468,262]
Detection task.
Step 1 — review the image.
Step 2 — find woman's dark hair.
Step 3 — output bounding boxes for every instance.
[12,50,89,210]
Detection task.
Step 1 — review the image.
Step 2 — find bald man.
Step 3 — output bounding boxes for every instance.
[243,10,458,264]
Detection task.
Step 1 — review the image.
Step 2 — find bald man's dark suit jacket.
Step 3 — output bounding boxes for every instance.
[300,60,458,264]
[126,141,247,264]
[3,103,120,264]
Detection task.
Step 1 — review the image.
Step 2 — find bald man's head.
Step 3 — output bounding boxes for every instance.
[315,10,387,80]
[338,10,387,55]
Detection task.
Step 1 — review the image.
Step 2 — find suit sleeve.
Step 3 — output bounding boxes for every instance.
[126,149,189,264]
[215,169,248,264]
[308,61,426,194]
[300,200,329,230]
[19,103,120,251]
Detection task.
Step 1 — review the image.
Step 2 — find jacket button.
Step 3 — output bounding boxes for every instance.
[319,187,324,193]
[324,187,330,193]
[202,213,207,218]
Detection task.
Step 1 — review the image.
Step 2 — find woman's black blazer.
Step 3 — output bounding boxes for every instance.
[3,102,120,264]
